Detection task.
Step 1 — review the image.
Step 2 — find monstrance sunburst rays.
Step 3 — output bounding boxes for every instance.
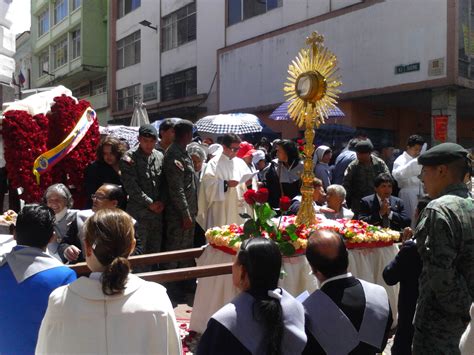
[283,32,342,128]
[282,32,342,226]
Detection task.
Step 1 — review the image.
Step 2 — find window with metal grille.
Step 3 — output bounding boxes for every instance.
[161,67,196,102]
[72,0,81,11]
[53,36,68,69]
[39,50,49,75]
[54,0,68,25]
[118,0,141,19]
[117,84,140,111]
[161,2,196,52]
[73,84,90,98]
[227,0,282,26]
[92,77,107,96]
[71,30,81,59]
[38,7,49,36]
[117,30,141,69]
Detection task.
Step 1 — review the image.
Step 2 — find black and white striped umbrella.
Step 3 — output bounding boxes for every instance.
[195,113,263,135]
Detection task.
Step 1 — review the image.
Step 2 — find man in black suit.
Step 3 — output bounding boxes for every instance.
[303,230,393,355]
[382,196,430,355]
[358,173,411,230]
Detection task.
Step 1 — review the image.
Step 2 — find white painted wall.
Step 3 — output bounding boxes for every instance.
[115,1,160,99]
[0,1,15,85]
[196,0,226,115]
[219,0,448,111]
[14,33,32,89]
[225,0,364,46]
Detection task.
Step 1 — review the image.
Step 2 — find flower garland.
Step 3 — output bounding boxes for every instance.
[205,214,400,255]
[2,95,99,206]
[47,95,100,208]
[3,111,52,202]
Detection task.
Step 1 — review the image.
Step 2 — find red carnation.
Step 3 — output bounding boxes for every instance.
[279,196,291,212]
[254,188,269,204]
[243,189,257,205]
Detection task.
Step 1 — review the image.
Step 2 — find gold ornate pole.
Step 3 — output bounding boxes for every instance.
[296,114,317,225]
[283,31,342,226]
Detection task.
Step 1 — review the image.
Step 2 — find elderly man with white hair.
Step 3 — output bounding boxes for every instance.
[322,184,354,220]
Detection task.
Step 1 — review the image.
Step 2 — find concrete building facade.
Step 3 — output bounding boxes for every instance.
[110,0,473,148]
[13,31,32,99]
[0,1,16,108]
[30,0,110,124]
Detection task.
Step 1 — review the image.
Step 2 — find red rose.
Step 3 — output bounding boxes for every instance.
[297,139,304,145]
[243,189,257,205]
[298,146,305,152]
[279,196,292,211]
[254,188,269,204]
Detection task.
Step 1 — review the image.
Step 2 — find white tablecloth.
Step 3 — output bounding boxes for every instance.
[190,244,399,333]
[0,234,15,255]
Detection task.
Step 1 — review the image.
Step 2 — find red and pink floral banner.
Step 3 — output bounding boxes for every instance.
[3,95,100,207]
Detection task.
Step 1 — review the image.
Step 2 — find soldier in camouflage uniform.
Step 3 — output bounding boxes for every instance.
[412,143,473,355]
[163,120,197,267]
[119,124,165,255]
[343,140,390,215]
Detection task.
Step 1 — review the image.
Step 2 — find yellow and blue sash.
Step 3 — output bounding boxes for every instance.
[32,107,96,184]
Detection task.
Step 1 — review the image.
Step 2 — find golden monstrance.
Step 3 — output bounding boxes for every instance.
[284,31,342,225]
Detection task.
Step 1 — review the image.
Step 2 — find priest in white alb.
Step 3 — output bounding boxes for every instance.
[392,135,426,227]
[197,133,252,230]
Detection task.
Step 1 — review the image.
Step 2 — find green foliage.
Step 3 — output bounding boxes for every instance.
[279,241,296,256]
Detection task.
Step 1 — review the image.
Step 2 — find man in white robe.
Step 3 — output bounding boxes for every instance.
[197,134,250,230]
[392,135,426,227]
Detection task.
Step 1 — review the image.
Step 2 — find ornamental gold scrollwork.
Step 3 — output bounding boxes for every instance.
[283,31,342,225]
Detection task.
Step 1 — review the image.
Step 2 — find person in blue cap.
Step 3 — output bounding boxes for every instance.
[412,142,473,354]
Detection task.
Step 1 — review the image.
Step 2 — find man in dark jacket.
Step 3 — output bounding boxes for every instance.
[303,229,392,355]
[343,140,390,215]
[358,173,411,230]
[383,197,430,355]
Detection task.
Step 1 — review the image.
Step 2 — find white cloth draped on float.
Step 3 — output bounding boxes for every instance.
[392,152,423,227]
[197,154,251,230]
[190,244,399,334]
[3,86,74,116]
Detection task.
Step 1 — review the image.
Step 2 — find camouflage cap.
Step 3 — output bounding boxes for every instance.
[138,124,158,138]
[354,140,374,153]
[417,142,468,166]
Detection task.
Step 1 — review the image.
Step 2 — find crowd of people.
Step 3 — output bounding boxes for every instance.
[0,117,472,354]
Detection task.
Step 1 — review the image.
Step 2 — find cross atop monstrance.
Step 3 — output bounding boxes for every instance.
[283,31,342,225]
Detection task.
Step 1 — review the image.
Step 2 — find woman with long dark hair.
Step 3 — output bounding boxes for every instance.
[197,238,307,355]
[265,139,304,209]
[84,136,125,208]
[36,209,181,354]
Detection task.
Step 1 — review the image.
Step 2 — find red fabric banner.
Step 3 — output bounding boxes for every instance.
[433,115,449,142]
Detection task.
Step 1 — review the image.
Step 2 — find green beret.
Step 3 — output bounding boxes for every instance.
[417,142,468,166]
[354,140,374,153]
[138,124,158,138]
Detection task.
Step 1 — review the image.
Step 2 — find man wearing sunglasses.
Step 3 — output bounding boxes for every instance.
[58,184,142,263]
[197,133,252,230]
